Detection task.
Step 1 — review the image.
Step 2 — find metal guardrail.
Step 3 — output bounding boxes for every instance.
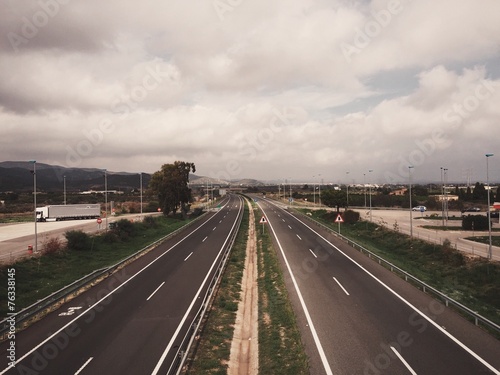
[167,196,245,375]
[0,211,210,338]
[291,208,500,335]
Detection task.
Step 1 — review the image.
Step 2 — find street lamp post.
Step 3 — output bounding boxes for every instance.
[63,175,66,205]
[346,171,350,207]
[486,153,494,260]
[363,173,367,209]
[30,160,37,254]
[104,169,108,232]
[368,169,373,222]
[409,166,414,238]
[440,167,444,227]
[139,172,143,216]
[444,168,449,225]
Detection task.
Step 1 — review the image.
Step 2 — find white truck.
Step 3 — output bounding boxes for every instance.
[36,204,101,222]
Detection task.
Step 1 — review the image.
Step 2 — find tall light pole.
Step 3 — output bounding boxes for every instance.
[486,153,494,260]
[440,167,445,227]
[104,169,108,232]
[139,172,143,216]
[346,171,350,208]
[363,173,367,209]
[444,168,449,225]
[63,175,66,205]
[30,160,38,254]
[368,169,373,222]
[409,166,414,238]
[318,174,322,207]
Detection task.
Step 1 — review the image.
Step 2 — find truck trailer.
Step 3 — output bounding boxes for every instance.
[36,204,101,222]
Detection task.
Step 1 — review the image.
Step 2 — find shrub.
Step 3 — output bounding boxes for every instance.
[462,215,489,231]
[115,218,136,240]
[65,230,91,251]
[343,210,360,224]
[43,237,63,255]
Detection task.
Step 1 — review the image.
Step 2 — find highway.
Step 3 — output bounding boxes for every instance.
[256,197,500,375]
[0,194,244,375]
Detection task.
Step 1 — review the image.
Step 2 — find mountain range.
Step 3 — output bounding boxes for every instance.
[0,162,263,192]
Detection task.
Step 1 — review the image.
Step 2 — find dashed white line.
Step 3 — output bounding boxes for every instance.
[184,252,193,262]
[213,227,217,231]
[147,281,166,301]
[309,249,317,258]
[74,357,93,375]
[203,236,208,242]
[333,277,350,296]
[288,225,292,229]
[391,347,418,375]
[296,234,302,240]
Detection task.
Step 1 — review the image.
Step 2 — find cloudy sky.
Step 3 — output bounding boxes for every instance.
[1,0,499,184]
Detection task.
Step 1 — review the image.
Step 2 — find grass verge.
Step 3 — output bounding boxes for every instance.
[186,202,249,374]
[0,215,192,319]
[304,209,500,326]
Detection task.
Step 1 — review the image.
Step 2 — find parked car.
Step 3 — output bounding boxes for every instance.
[461,207,481,213]
[412,205,426,212]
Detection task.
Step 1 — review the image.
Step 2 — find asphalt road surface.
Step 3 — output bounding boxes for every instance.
[0,194,244,375]
[256,197,500,375]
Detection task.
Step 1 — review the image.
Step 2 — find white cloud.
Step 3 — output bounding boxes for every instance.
[0,0,499,183]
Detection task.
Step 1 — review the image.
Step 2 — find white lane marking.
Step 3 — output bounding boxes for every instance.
[219,220,222,223]
[74,357,93,375]
[282,219,286,222]
[288,225,292,229]
[274,204,499,374]
[203,236,208,242]
[333,277,350,296]
[391,347,417,375]
[151,196,245,375]
[257,209,334,375]
[309,249,317,258]
[0,198,235,375]
[213,227,217,231]
[296,234,302,240]
[147,282,166,301]
[184,252,193,262]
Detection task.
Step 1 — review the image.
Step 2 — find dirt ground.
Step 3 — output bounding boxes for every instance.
[228,200,259,375]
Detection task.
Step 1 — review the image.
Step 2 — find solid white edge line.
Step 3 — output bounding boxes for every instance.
[309,249,317,258]
[0,199,233,375]
[184,252,193,262]
[74,357,93,375]
[147,282,166,301]
[391,346,418,375]
[277,204,500,375]
[258,204,334,375]
[333,277,350,296]
[150,195,244,375]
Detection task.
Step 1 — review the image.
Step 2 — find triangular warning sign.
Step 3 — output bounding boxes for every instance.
[260,216,267,224]
[335,214,344,223]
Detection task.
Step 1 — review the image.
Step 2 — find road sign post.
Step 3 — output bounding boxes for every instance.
[260,215,267,234]
[335,214,344,234]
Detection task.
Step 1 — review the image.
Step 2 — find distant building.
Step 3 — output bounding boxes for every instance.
[431,194,459,202]
[390,188,408,196]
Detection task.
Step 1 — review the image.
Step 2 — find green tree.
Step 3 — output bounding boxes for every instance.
[149,161,196,216]
[472,182,487,201]
[321,189,347,212]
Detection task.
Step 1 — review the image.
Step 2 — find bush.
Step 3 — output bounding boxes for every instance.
[143,215,157,228]
[65,230,91,251]
[43,237,63,255]
[462,215,489,231]
[343,210,360,224]
[115,219,136,240]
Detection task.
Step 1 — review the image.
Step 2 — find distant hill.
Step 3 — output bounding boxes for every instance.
[0,162,264,192]
[0,161,150,193]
